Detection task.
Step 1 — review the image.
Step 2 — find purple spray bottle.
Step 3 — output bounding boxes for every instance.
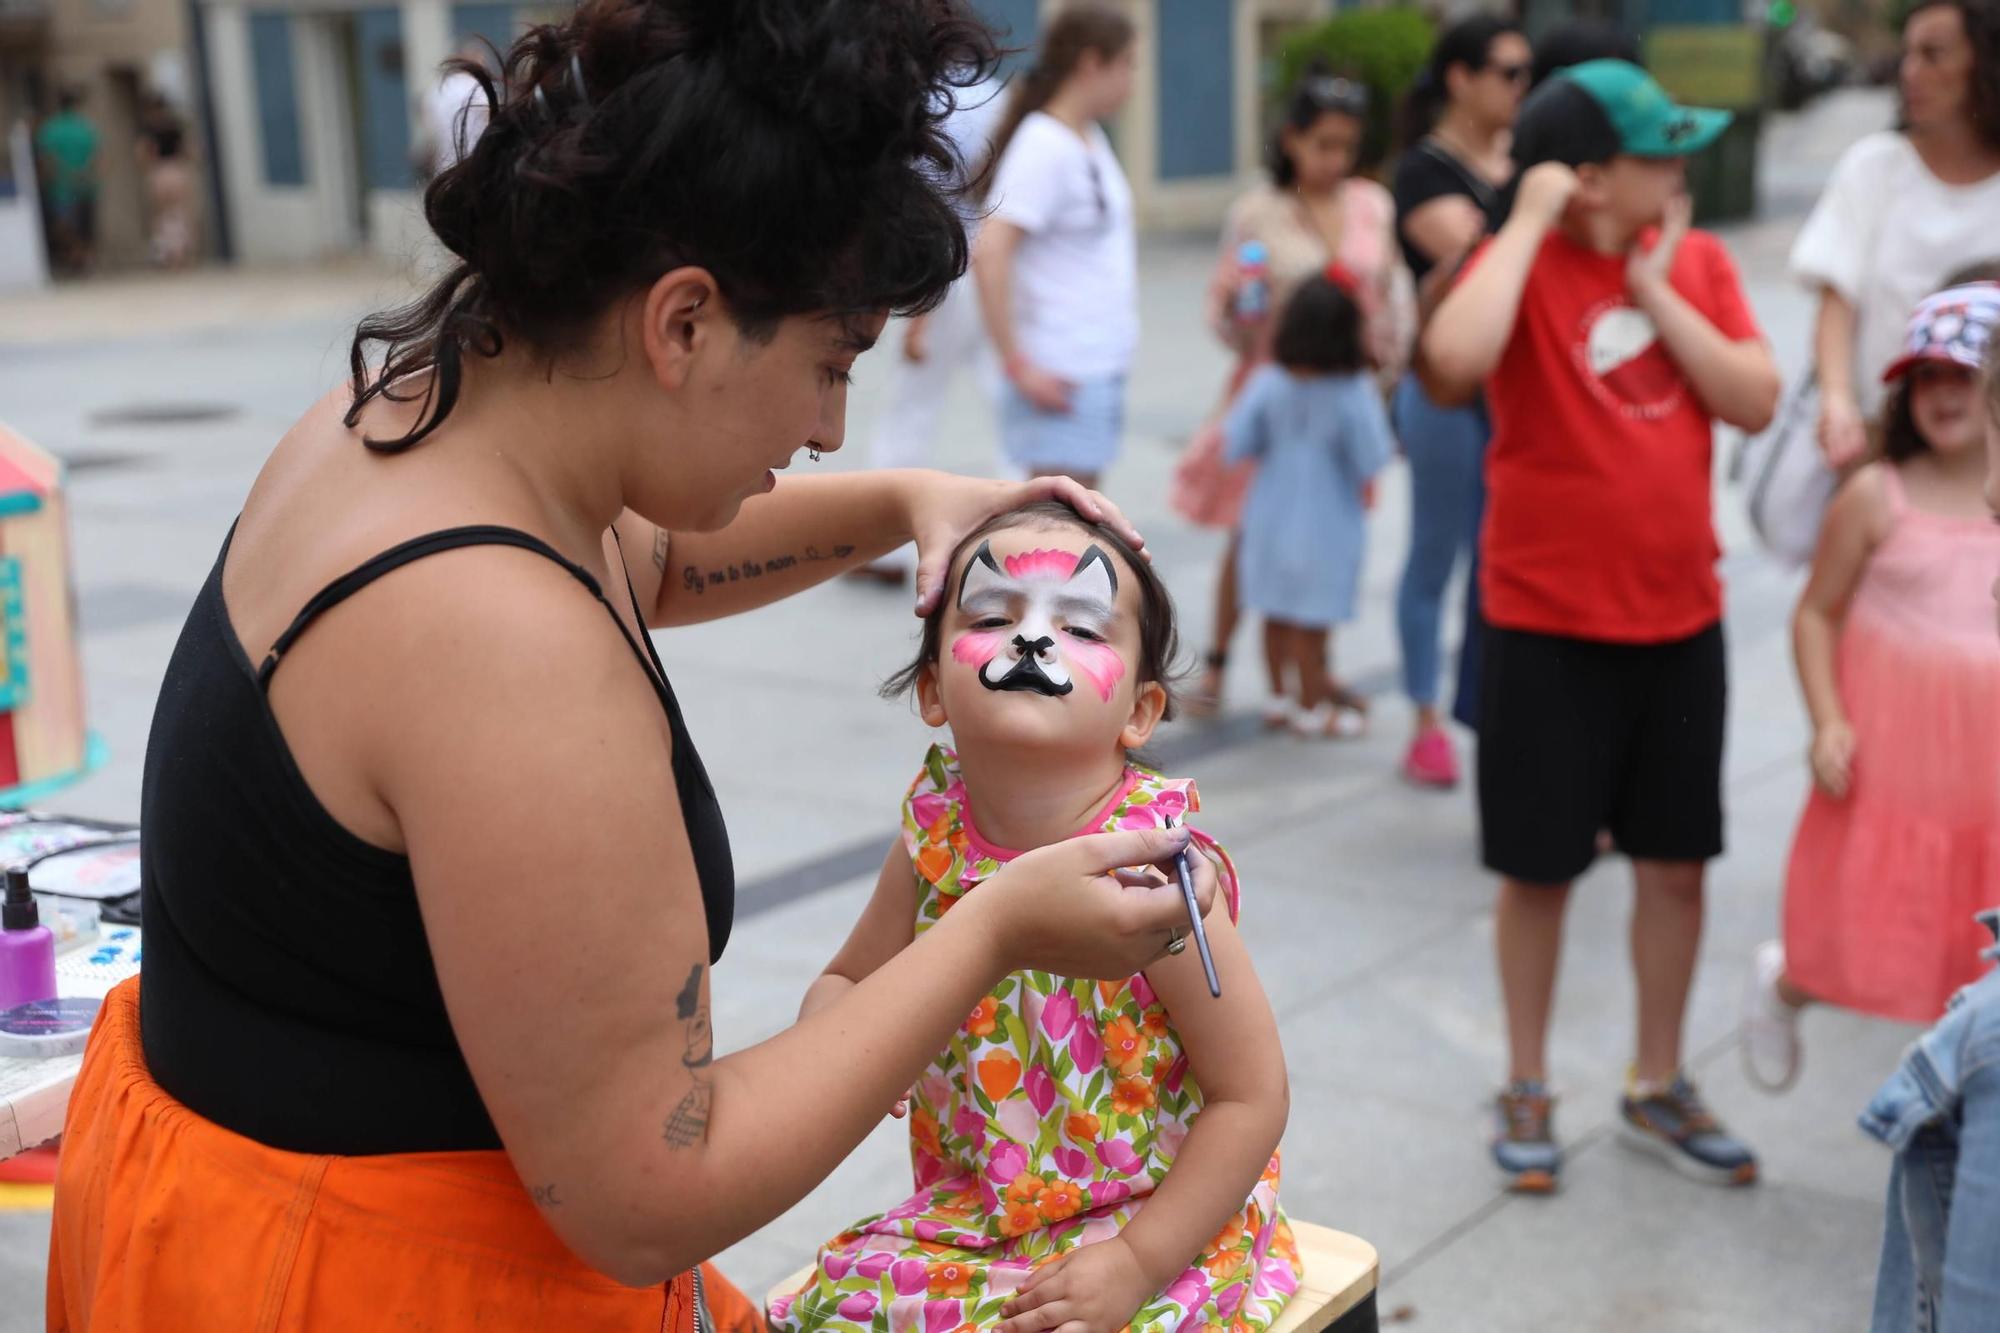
[0,868,57,1009]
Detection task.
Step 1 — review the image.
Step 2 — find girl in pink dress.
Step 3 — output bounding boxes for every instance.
[1744,282,2000,1091]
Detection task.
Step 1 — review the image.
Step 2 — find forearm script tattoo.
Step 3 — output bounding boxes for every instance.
[680,543,856,596]
[663,964,714,1149]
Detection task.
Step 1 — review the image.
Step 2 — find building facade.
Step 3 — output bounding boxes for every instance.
[1,0,209,273]
[197,0,1352,263]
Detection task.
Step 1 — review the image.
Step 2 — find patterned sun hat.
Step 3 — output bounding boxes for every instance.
[1882,282,2000,383]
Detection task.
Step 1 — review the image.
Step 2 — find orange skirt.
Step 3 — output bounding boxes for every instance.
[49,978,763,1332]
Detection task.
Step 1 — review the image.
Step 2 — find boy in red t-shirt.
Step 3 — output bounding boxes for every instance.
[1422,60,1780,1194]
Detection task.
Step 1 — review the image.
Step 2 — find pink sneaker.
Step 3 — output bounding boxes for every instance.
[1403,727,1459,788]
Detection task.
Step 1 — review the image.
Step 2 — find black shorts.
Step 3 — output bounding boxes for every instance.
[1478,621,1725,884]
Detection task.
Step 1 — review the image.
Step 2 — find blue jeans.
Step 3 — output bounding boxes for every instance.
[1392,374,1489,717]
[1866,912,2000,1332]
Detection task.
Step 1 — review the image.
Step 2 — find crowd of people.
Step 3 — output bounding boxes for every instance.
[35,0,2000,1328]
[830,0,2000,1320]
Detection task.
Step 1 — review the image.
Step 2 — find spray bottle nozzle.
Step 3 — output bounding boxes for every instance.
[2,869,38,931]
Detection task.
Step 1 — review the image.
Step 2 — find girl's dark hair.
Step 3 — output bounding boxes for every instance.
[1399,14,1523,146]
[972,4,1135,201]
[882,501,1183,720]
[1268,63,1371,188]
[1273,275,1365,376]
[345,0,999,453]
[1907,0,2000,152]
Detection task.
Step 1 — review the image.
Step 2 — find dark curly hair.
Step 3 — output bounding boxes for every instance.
[1906,0,2000,152]
[345,0,999,453]
[882,501,1183,720]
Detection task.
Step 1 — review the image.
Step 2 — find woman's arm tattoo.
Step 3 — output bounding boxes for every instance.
[663,964,714,1148]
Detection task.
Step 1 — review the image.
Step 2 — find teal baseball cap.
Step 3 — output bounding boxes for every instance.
[1513,59,1731,168]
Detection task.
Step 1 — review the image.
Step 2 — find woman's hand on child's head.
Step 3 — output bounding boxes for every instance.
[1513,161,1581,230]
[958,825,1218,982]
[907,476,1147,617]
[994,1237,1155,1333]
[1811,719,1857,799]
[1626,192,1692,299]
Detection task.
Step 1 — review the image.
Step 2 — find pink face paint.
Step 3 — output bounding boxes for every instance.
[1002,548,1081,581]
[1064,637,1126,702]
[954,541,1126,701]
[950,631,1005,670]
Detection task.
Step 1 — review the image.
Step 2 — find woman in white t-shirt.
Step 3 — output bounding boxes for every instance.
[972,5,1138,488]
[1792,0,2000,465]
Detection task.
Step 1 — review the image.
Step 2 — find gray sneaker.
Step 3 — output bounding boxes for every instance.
[1493,1080,1562,1193]
[1619,1075,1759,1186]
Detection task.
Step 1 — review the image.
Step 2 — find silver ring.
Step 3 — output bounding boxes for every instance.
[1166,930,1187,956]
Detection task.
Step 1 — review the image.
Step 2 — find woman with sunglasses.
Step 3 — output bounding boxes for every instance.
[972,3,1139,490]
[1389,15,1531,789]
[1177,66,1413,726]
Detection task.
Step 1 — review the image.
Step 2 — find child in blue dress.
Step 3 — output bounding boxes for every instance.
[1225,268,1395,737]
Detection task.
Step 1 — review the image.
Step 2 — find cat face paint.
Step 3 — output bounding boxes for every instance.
[951,541,1127,702]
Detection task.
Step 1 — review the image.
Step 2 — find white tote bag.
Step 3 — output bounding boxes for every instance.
[1735,368,1837,568]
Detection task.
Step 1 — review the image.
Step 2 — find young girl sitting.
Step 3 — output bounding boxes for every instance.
[768,502,1299,1333]
[1225,269,1395,738]
[1744,280,2000,1090]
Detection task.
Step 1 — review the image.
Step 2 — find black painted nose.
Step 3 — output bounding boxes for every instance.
[1013,634,1055,661]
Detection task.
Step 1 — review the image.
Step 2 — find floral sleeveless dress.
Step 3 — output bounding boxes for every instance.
[767,746,1301,1333]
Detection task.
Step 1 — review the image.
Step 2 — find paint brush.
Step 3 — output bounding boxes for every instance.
[1167,816,1221,998]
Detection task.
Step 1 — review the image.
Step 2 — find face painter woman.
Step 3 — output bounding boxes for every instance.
[47,3,1217,1326]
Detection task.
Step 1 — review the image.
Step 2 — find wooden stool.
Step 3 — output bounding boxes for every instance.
[763,1219,1378,1332]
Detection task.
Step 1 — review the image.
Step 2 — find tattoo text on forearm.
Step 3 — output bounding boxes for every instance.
[679,543,856,596]
[663,964,714,1149]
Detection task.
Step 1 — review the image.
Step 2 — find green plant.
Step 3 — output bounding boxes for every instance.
[1274,6,1436,171]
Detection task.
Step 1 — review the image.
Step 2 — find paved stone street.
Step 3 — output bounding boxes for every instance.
[0,91,1921,1331]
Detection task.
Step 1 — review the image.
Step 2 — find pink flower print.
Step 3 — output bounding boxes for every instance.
[978,1178,1000,1213]
[1093,1179,1134,1208]
[1116,808,1155,832]
[837,1292,880,1321]
[986,1140,1027,1185]
[1253,1256,1301,1299]
[1163,1051,1190,1094]
[855,1251,897,1281]
[996,1097,1041,1149]
[916,1219,951,1243]
[910,791,952,830]
[1040,988,1078,1040]
[890,1259,930,1296]
[914,1153,946,1190]
[1156,1119,1189,1160]
[952,1103,985,1137]
[770,1295,794,1321]
[1166,1268,1212,1314]
[1068,1020,1102,1076]
[1053,1145,1091,1178]
[823,1250,856,1281]
[1129,973,1158,1009]
[1151,788,1190,823]
[1025,1064,1057,1116]
[1096,1137,1145,1176]
[919,1075,952,1109]
[1216,1282,1246,1320]
[924,1299,965,1333]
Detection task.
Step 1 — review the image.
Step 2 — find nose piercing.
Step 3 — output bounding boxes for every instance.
[808,446,822,463]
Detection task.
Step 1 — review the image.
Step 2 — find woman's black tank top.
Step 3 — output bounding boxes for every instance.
[137,525,734,1155]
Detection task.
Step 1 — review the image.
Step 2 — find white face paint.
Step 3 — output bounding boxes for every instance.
[951,541,1126,702]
